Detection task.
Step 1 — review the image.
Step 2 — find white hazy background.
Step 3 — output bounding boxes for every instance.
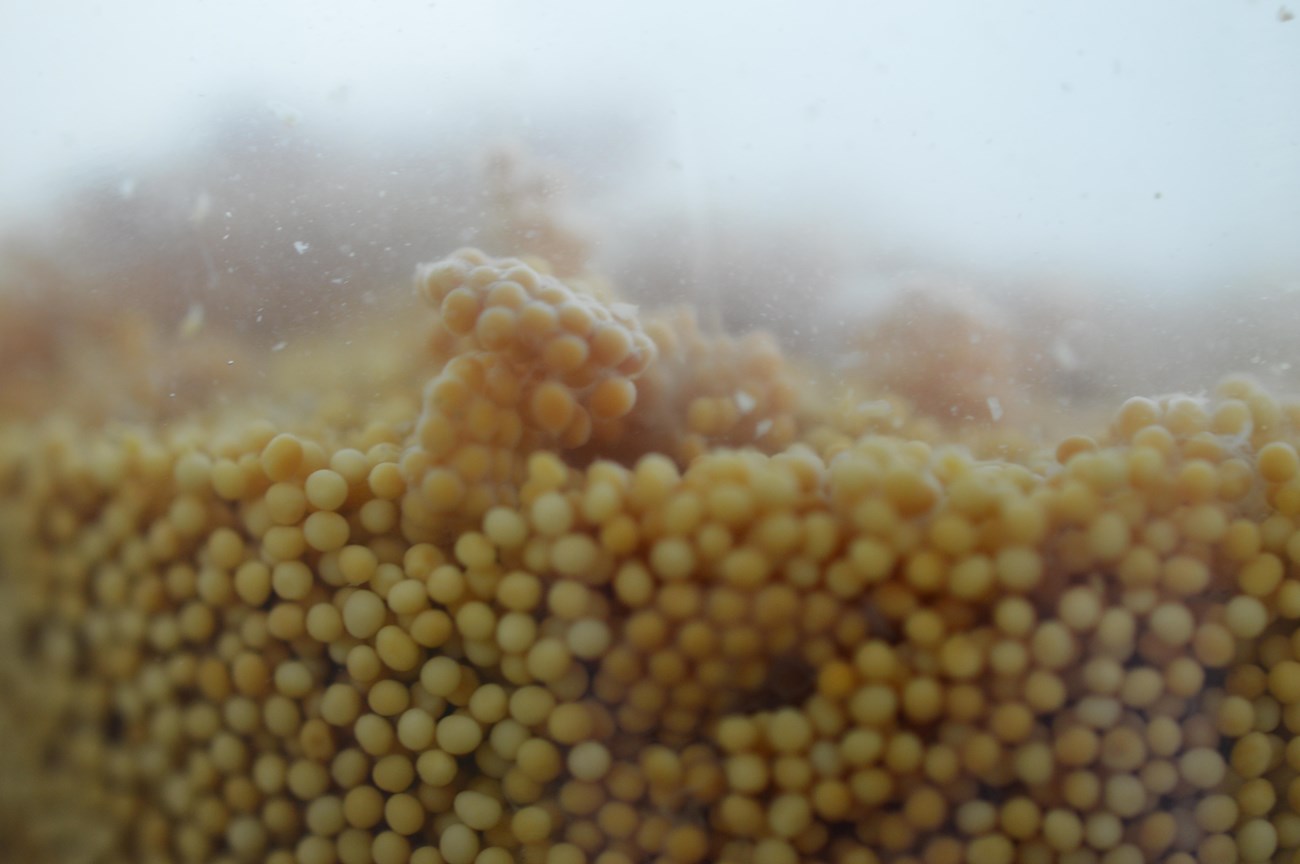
[1,0,1297,294]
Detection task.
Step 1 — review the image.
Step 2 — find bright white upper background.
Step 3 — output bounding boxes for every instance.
[1,0,1297,292]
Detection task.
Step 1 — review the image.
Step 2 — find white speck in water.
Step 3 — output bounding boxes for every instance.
[735,391,757,414]
[268,101,302,126]
[755,418,774,438]
[987,396,1004,422]
[226,359,235,366]
[835,350,870,371]
[178,303,205,338]
[189,192,212,224]
[856,400,894,418]
[1050,338,1079,370]
[271,341,288,352]
[294,241,311,255]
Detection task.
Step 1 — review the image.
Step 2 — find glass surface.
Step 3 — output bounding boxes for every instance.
[2,3,1299,863]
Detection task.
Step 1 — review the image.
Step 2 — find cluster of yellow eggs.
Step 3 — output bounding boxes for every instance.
[4,250,1300,864]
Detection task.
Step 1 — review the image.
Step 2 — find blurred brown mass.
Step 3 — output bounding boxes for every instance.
[854,279,1017,425]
